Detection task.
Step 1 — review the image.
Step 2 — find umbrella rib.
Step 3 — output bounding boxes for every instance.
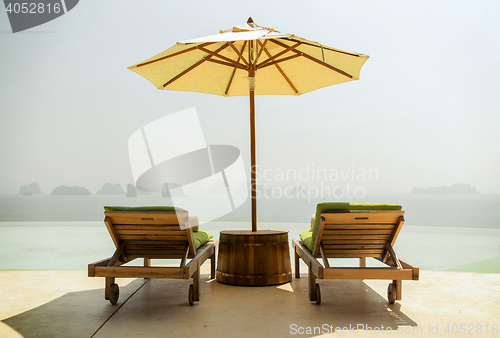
[225,42,247,96]
[204,58,246,70]
[135,42,216,68]
[254,39,268,64]
[228,41,249,67]
[270,39,353,78]
[258,54,301,69]
[162,43,241,88]
[259,42,298,94]
[301,51,353,78]
[162,59,206,88]
[197,45,247,70]
[256,42,302,69]
[282,37,365,58]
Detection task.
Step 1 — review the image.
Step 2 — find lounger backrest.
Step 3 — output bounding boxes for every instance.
[104,211,197,259]
[314,211,405,260]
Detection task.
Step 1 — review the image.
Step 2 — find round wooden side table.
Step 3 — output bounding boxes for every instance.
[216,229,292,286]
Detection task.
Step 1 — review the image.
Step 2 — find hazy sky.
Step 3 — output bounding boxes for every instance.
[1,0,499,195]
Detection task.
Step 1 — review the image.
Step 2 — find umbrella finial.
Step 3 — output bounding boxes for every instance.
[247,17,254,24]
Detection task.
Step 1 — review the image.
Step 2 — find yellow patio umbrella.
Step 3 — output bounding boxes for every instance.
[128,18,369,232]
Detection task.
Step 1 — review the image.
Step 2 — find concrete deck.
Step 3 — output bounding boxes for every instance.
[1,268,499,337]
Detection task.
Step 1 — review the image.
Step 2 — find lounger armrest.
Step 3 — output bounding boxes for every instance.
[88,257,112,277]
[88,254,137,277]
[94,266,190,279]
[185,240,217,277]
[292,239,324,279]
[399,258,419,280]
[322,267,414,280]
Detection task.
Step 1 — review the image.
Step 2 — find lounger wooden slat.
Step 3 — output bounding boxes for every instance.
[125,244,187,249]
[322,212,403,224]
[114,224,185,230]
[324,253,384,259]
[321,244,384,249]
[124,251,187,257]
[321,234,391,240]
[322,239,387,245]
[115,229,191,235]
[124,247,188,253]
[293,205,418,305]
[323,249,384,254]
[125,246,186,251]
[117,235,190,241]
[105,212,187,225]
[124,244,186,248]
[124,240,188,245]
[89,209,217,305]
[324,223,396,229]
[124,254,194,259]
[323,229,394,235]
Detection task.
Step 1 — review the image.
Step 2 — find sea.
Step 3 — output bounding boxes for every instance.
[1,193,499,272]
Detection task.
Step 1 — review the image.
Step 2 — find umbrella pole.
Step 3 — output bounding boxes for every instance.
[249,72,257,232]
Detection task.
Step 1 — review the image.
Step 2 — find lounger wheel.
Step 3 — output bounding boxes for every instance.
[188,284,195,305]
[109,283,119,305]
[387,282,397,304]
[315,283,321,305]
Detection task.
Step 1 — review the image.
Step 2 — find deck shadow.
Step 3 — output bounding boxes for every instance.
[2,278,147,338]
[2,274,417,338]
[92,275,417,337]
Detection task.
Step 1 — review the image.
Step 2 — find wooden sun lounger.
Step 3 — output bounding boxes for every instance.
[292,209,419,304]
[88,210,217,305]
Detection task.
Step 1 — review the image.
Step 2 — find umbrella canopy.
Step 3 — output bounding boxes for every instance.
[128,18,369,231]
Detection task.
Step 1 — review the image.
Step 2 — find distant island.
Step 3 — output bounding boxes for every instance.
[162,183,185,197]
[15,183,154,196]
[126,184,137,197]
[51,185,91,196]
[411,183,480,195]
[19,182,43,196]
[96,183,125,195]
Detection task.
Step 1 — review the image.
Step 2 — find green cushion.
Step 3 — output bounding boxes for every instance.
[299,229,314,252]
[307,202,402,253]
[192,230,213,249]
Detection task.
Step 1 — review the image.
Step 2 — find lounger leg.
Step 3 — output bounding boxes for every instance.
[105,277,115,300]
[359,257,366,267]
[193,262,200,301]
[308,263,317,302]
[295,249,300,278]
[395,280,402,301]
[144,258,151,279]
[210,251,216,279]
